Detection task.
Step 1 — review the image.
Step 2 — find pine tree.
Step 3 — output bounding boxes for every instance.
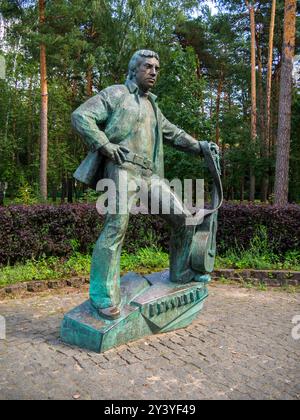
[39,0,48,201]
[245,1,257,202]
[274,0,297,205]
[261,0,276,202]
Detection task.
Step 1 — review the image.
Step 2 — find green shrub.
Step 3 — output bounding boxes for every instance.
[215,226,300,270]
[0,247,169,287]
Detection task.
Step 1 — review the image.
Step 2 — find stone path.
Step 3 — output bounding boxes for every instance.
[0,283,299,400]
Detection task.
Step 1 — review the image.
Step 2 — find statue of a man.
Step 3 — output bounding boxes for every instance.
[72,50,216,320]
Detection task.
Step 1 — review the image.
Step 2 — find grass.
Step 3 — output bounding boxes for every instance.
[0,227,299,288]
[214,276,300,293]
[120,247,169,274]
[0,247,169,288]
[215,250,300,271]
[215,227,300,271]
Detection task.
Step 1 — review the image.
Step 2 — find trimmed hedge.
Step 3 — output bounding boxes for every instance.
[217,203,300,255]
[0,204,168,265]
[0,203,299,265]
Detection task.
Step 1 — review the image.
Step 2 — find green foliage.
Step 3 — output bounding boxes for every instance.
[1,236,299,287]
[0,0,298,203]
[14,182,39,205]
[216,226,300,271]
[284,250,300,271]
[64,252,91,275]
[78,189,99,203]
[69,239,80,254]
[121,246,169,273]
[0,0,204,201]
[290,91,300,203]
[154,45,208,181]
[0,256,68,286]
[156,45,208,138]
[0,246,169,287]
[164,144,204,182]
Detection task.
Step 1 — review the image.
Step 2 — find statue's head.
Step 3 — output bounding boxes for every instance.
[127,50,160,92]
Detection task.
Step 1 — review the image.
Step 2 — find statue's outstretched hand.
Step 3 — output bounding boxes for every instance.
[199,141,221,174]
[208,142,219,156]
[100,143,130,165]
[209,142,221,174]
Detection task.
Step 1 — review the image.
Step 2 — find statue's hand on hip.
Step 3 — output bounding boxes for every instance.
[100,143,130,165]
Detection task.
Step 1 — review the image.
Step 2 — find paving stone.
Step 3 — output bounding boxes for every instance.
[66,278,86,288]
[26,282,48,293]
[47,280,68,289]
[0,284,299,400]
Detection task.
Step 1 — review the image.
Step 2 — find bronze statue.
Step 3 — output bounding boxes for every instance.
[71,50,221,320]
[60,50,222,353]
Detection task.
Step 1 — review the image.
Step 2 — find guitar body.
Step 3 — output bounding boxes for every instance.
[190,141,223,276]
[191,211,218,274]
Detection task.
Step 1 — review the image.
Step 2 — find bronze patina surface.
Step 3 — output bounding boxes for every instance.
[61,50,222,352]
[61,271,208,353]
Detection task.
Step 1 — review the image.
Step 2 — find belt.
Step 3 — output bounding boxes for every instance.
[124,152,153,171]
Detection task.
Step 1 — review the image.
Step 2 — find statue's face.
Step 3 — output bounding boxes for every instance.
[134,57,160,92]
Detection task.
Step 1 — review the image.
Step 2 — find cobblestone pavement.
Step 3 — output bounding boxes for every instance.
[0,283,299,400]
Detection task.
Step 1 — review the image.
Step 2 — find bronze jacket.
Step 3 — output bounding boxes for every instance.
[72,80,201,188]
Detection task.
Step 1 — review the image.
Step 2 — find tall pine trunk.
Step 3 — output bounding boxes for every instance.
[39,0,48,201]
[246,1,257,202]
[215,71,224,146]
[86,66,93,97]
[262,0,277,202]
[274,0,296,205]
[256,31,266,200]
[256,32,265,145]
[266,0,277,150]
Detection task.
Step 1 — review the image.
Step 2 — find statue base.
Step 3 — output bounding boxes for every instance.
[60,270,209,353]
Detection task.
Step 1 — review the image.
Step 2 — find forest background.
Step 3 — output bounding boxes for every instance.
[0,0,299,284]
[0,0,299,206]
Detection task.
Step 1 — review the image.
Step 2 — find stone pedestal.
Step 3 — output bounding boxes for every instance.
[60,270,209,353]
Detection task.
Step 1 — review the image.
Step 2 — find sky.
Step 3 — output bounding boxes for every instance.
[193,0,219,17]
[0,14,4,41]
[205,0,218,15]
[0,1,219,45]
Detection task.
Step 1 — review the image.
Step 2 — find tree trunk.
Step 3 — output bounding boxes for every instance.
[240,178,245,201]
[272,62,281,152]
[86,66,93,97]
[274,0,296,206]
[51,186,57,203]
[256,33,268,201]
[256,32,265,144]
[226,84,232,111]
[215,72,224,146]
[67,177,73,203]
[61,176,67,203]
[209,82,213,120]
[246,1,257,201]
[0,183,6,206]
[27,77,33,166]
[262,0,277,202]
[39,0,48,202]
[266,0,276,150]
